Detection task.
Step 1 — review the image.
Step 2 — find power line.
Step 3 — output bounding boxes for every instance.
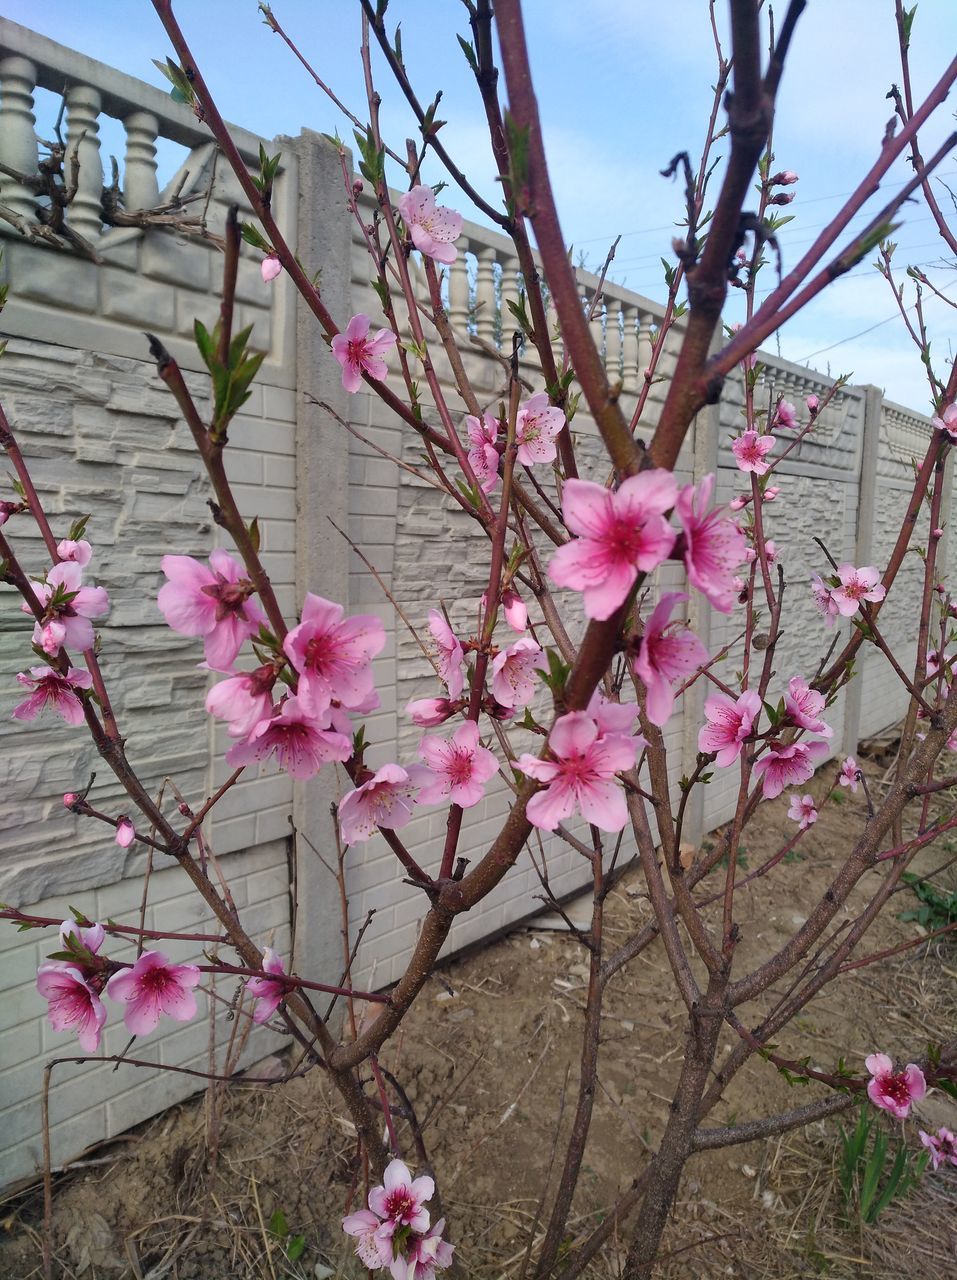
[794,273,957,362]
[572,167,957,247]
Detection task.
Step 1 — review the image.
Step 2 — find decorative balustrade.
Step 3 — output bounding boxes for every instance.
[0,18,266,242]
[429,214,668,397]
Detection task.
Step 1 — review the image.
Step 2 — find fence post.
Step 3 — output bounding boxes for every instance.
[679,371,723,847]
[842,383,883,757]
[291,128,353,1003]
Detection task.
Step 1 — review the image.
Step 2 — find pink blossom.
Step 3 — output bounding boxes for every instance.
[406,697,457,727]
[839,756,859,791]
[398,185,463,265]
[225,696,352,779]
[549,472,677,621]
[26,561,110,655]
[416,720,499,809]
[105,950,201,1036]
[342,1208,391,1269]
[920,1127,957,1171]
[331,313,397,394]
[369,1158,435,1236]
[753,739,829,799]
[810,573,840,626]
[806,394,820,413]
[865,1052,927,1119]
[206,666,277,737]
[247,947,287,1024]
[58,918,105,956]
[56,538,92,566]
[731,430,775,475]
[787,793,818,829]
[115,817,135,848]
[158,551,264,672]
[502,587,527,632]
[515,393,565,466]
[518,710,637,832]
[931,402,957,439]
[338,762,431,842]
[676,475,747,613]
[586,689,643,741]
[784,677,833,738]
[491,638,547,709]
[745,538,778,565]
[427,610,465,700]
[36,962,106,1052]
[831,564,886,616]
[466,411,501,493]
[697,690,762,767]
[284,593,385,719]
[773,399,798,429]
[481,586,528,633]
[261,254,282,283]
[404,1219,455,1278]
[12,665,93,727]
[632,593,709,727]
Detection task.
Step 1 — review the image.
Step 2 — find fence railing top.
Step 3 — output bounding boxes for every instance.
[0,17,266,161]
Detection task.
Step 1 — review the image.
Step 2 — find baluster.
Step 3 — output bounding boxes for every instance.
[622,303,640,394]
[499,256,521,348]
[588,292,604,363]
[65,83,103,240]
[637,312,655,378]
[0,56,38,222]
[605,301,623,383]
[448,239,470,333]
[475,246,497,345]
[123,110,159,211]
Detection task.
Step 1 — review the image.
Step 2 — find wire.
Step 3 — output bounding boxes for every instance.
[794,273,957,361]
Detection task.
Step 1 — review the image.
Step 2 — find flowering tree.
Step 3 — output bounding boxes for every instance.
[2,0,957,1276]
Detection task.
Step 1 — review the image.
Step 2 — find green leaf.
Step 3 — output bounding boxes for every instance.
[504,111,530,193]
[247,516,260,554]
[193,319,215,371]
[240,223,271,252]
[152,58,196,106]
[902,4,918,46]
[286,1235,306,1262]
[457,34,478,73]
[268,1208,288,1238]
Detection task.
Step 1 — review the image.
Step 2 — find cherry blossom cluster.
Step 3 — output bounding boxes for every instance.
[342,1158,454,1278]
[862,1051,956,1173]
[159,559,385,781]
[698,675,833,803]
[35,919,288,1051]
[19,537,110,658]
[36,921,200,1052]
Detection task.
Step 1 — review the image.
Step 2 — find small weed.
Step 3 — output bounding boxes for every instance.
[898,873,957,931]
[838,1105,927,1225]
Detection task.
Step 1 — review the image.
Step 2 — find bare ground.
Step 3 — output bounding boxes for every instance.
[2,764,956,1279]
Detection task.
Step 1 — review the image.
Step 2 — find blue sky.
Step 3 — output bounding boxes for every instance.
[7,0,957,411]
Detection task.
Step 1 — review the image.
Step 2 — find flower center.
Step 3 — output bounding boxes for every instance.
[881,1072,911,1105]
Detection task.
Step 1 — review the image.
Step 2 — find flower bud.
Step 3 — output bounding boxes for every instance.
[770,170,799,185]
[805,394,820,413]
[260,254,282,284]
[768,191,795,206]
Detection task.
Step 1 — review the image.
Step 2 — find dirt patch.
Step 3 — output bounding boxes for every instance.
[2,772,956,1278]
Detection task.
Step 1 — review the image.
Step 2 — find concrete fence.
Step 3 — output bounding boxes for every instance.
[0,18,944,1188]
